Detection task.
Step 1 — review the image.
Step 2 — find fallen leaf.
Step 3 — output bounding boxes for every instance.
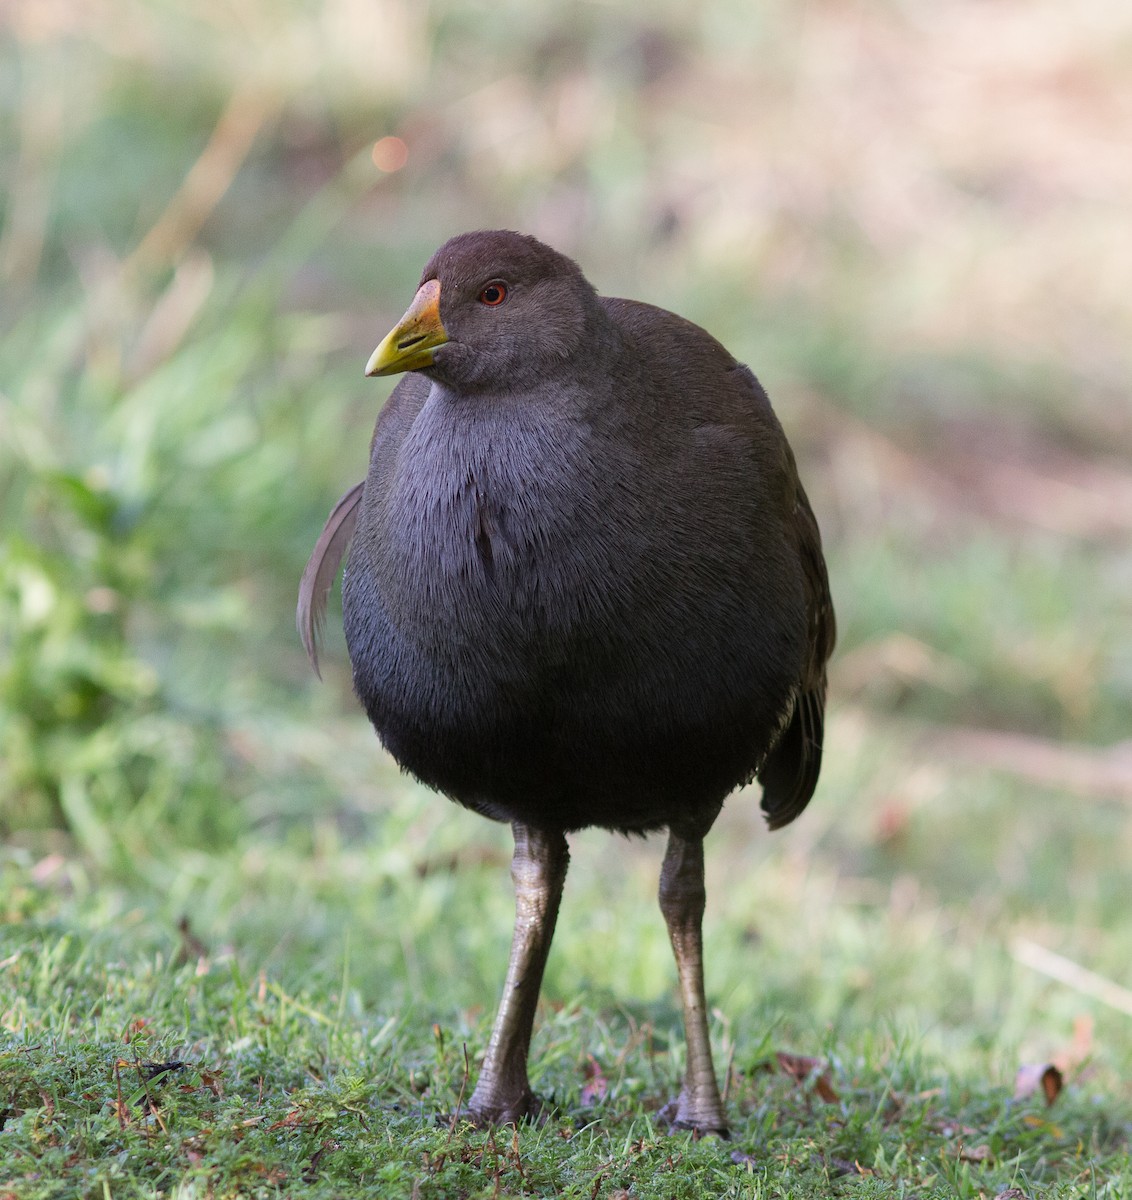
[251,1165,287,1185]
[829,1157,865,1176]
[1013,1063,1063,1106]
[303,1139,340,1182]
[959,1143,993,1164]
[1022,1115,1064,1137]
[994,1190,1030,1200]
[175,916,209,968]
[580,1054,608,1105]
[936,1120,980,1138]
[730,1150,758,1167]
[775,1051,839,1102]
[269,1108,308,1130]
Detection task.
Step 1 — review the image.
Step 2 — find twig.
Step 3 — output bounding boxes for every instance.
[113,1060,127,1129]
[1012,938,1132,1019]
[126,82,279,275]
[448,1042,471,1137]
[928,728,1132,802]
[722,1040,735,1103]
[843,706,1132,803]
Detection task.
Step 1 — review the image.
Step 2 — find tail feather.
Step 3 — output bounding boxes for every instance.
[758,688,825,830]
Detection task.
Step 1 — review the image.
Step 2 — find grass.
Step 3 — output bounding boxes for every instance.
[3,0,1132,1196]
[4,726,1132,1196]
[4,778,1132,1199]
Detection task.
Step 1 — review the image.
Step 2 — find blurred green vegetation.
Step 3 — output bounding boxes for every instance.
[2,0,1131,1196]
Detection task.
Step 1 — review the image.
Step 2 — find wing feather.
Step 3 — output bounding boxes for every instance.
[296,482,365,677]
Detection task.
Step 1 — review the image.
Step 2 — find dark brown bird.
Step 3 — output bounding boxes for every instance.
[298,230,834,1136]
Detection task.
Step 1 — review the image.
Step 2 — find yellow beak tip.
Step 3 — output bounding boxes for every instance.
[365,278,447,379]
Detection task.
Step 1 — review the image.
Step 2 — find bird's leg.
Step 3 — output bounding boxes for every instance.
[465,821,569,1126]
[657,828,729,1137]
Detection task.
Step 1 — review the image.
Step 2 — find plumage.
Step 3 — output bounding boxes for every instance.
[297,481,364,678]
[299,230,835,1134]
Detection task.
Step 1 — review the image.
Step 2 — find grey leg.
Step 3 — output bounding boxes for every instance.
[466,821,569,1125]
[658,829,729,1136]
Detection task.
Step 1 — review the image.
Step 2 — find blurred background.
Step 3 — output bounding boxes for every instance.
[2,0,1131,1094]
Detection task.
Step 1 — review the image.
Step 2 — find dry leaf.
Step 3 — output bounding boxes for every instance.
[199,1068,224,1098]
[1013,1063,1063,1106]
[830,1157,871,1176]
[269,1108,308,1130]
[175,916,209,968]
[580,1054,608,1104]
[1023,1115,1065,1137]
[775,1051,839,1102]
[959,1143,993,1164]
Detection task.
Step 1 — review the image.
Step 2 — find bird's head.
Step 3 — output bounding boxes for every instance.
[365,230,604,394]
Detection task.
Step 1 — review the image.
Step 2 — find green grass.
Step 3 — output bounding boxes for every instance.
[4,738,1132,1197]
[5,766,1132,1200]
[3,1,1132,1196]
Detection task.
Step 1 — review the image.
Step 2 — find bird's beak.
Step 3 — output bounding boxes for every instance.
[365,279,448,377]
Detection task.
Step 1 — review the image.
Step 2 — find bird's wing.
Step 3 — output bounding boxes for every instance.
[758,481,836,829]
[296,481,365,677]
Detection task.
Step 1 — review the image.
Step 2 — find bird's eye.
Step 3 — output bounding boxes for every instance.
[478,282,507,307]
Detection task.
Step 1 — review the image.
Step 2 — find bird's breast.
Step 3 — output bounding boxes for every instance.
[347,393,614,688]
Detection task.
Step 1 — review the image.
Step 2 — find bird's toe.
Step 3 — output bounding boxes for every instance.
[446,1090,553,1129]
[659,1093,730,1140]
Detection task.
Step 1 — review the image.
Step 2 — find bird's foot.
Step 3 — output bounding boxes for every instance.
[659,1091,730,1140]
[440,1089,553,1129]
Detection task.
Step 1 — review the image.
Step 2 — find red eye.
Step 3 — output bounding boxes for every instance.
[479,282,507,306]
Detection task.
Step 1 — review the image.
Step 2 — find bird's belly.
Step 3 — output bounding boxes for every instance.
[343,558,801,834]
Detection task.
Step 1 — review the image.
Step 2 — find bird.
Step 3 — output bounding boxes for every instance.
[297,229,834,1137]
